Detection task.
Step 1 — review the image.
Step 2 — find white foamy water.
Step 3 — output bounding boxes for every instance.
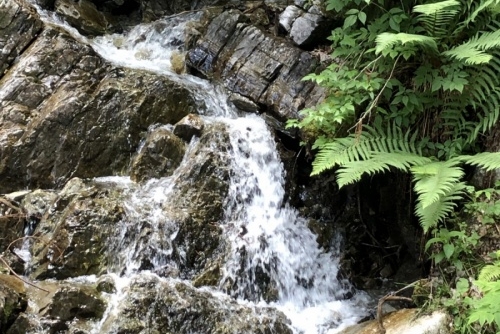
[25,4,370,333]
[221,115,369,333]
[30,3,236,118]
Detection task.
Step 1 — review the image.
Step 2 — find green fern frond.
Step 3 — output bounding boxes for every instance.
[311,124,424,175]
[412,160,464,209]
[465,0,500,25]
[443,29,500,64]
[336,151,432,187]
[414,0,461,15]
[375,33,438,55]
[413,0,460,37]
[460,152,500,171]
[415,181,466,232]
[478,262,500,282]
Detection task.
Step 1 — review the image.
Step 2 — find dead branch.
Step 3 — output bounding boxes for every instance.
[0,256,49,293]
[376,281,418,334]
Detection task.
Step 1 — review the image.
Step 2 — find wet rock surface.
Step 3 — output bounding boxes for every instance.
[28,178,127,280]
[54,0,114,36]
[0,197,25,254]
[0,0,43,77]
[187,10,325,120]
[167,123,231,277]
[0,27,203,193]
[100,274,293,334]
[173,113,205,142]
[41,285,106,325]
[0,274,27,331]
[337,308,451,334]
[130,128,186,182]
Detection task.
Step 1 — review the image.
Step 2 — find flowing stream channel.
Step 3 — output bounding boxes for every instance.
[27,5,370,333]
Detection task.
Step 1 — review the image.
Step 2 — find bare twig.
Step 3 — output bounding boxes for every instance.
[349,55,401,134]
[0,256,49,293]
[7,235,65,263]
[0,198,23,213]
[376,280,418,333]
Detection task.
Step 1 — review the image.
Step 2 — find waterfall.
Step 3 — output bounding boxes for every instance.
[25,3,370,333]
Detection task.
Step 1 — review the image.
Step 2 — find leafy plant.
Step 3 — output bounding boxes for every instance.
[425,225,480,271]
[468,250,500,331]
[288,0,500,232]
[464,181,500,224]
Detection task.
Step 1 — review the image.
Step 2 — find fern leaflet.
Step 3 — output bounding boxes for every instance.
[375,33,438,55]
[336,151,432,187]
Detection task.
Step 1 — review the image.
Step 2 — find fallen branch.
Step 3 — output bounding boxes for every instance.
[376,281,417,334]
[0,256,49,293]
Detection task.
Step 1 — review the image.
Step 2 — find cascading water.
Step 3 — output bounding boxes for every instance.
[26,3,370,333]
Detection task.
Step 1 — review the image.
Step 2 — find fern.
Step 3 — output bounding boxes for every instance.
[311,123,423,175]
[336,151,432,187]
[468,250,500,329]
[415,182,465,232]
[412,160,464,208]
[478,263,500,282]
[443,29,500,64]
[464,0,500,25]
[413,0,460,37]
[460,152,500,171]
[375,33,438,55]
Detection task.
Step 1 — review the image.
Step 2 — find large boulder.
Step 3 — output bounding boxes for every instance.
[7,279,107,334]
[138,0,232,22]
[54,0,115,36]
[0,27,203,193]
[187,10,325,120]
[28,178,127,279]
[0,0,43,77]
[99,274,292,334]
[167,123,231,278]
[0,197,25,254]
[337,308,451,334]
[42,285,106,322]
[130,128,186,182]
[0,274,27,332]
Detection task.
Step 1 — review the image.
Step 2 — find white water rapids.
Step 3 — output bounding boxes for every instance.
[28,4,370,333]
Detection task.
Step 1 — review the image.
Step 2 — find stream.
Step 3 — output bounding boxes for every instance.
[23,4,370,333]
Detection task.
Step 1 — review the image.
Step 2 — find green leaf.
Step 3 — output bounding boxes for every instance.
[358,11,367,25]
[344,15,358,29]
[443,243,455,259]
[375,33,438,55]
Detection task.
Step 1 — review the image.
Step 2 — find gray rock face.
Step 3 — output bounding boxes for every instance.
[337,309,451,334]
[44,285,106,322]
[279,5,303,32]
[0,275,27,331]
[168,123,231,277]
[290,12,329,47]
[0,197,24,253]
[130,128,186,182]
[99,274,293,334]
[187,11,324,120]
[6,280,107,333]
[173,114,205,142]
[29,178,126,279]
[139,0,231,22]
[0,27,203,193]
[54,0,112,35]
[0,0,43,76]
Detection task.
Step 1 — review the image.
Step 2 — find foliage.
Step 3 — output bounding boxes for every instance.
[467,250,500,332]
[288,0,500,232]
[464,181,500,224]
[421,185,500,333]
[425,224,480,271]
